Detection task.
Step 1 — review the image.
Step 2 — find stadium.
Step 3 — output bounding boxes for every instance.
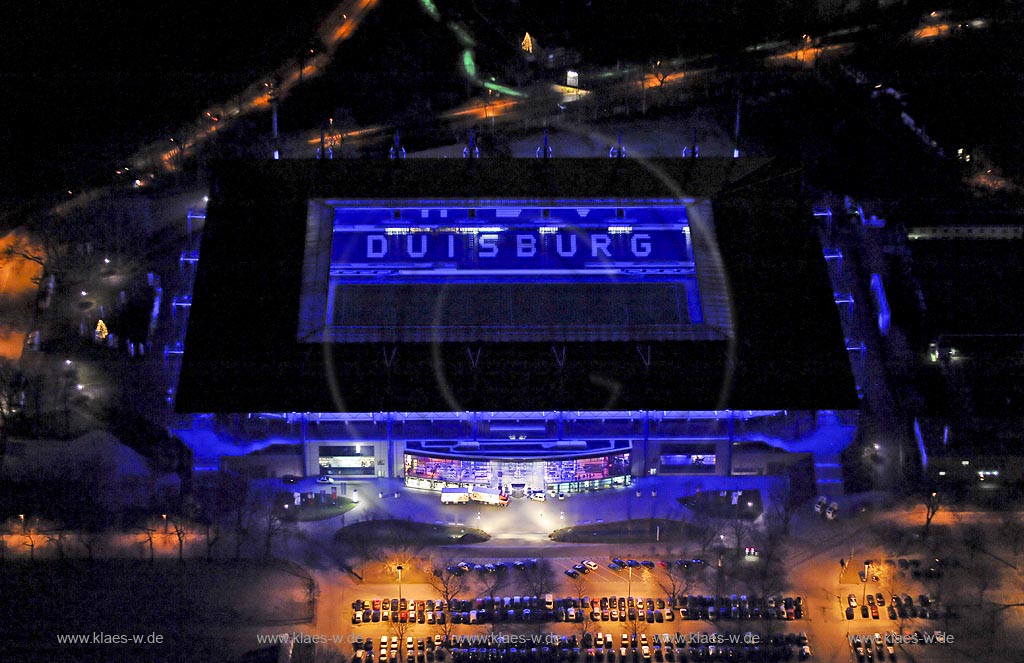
[173,157,860,498]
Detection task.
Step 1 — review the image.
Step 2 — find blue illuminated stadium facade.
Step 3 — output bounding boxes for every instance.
[174,159,860,495]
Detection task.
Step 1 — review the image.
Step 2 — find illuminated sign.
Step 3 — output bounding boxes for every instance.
[331,227,692,270]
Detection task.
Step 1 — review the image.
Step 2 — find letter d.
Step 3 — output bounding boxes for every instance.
[367,235,387,258]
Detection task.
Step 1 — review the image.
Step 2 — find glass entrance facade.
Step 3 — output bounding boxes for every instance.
[403,452,632,494]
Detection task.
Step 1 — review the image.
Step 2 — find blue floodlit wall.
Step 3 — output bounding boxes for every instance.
[297,202,719,344]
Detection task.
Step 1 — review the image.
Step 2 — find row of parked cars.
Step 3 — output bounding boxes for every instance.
[352,593,805,627]
[351,632,813,663]
[845,591,954,621]
[677,594,805,621]
[606,557,707,572]
[446,559,538,575]
[851,633,896,662]
[581,595,677,624]
[351,597,449,625]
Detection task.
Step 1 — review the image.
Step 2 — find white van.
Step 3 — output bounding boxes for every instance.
[544,594,554,610]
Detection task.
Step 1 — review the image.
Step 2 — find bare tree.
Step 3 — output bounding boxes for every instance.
[518,559,557,597]
[251,484,286,559]
[656,562,693,604]
[428,559,469,604]
[79,528,105,562]
[427,559,469,637]
[623,597,649,644]
[138,523,157,562]
[747,525,788,602]
[479,568,511,602]
[23,530,36,561]
[231,479,255,559]
[687,506,725,556]
[961,525,987,563]
[1,233,49,284]
[388,615,415,647]
[767,477,798,536]
[15,515,40,561]
[972,558,997,606]
[168,516,191,562]
[0,358,26,464]
[922,491,942,538]
[42,524,70,560]
[998,514,1024,560]
[193,471,245,560]
[727,514,750,556]
[568,573,594,640]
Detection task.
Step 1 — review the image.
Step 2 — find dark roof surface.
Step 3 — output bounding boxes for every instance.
[175,158,858,413]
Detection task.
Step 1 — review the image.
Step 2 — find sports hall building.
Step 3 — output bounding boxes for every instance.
[173,158,860,496]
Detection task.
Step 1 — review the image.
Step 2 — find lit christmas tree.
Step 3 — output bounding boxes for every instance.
[521,32,534,53]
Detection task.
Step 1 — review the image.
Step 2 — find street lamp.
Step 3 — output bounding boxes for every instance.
[628,565,632,598]
[396,564,404,602]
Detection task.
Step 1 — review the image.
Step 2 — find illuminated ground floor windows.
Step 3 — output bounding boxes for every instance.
[402,452,632,494]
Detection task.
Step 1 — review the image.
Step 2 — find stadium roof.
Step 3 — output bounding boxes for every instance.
[175,158,859,413]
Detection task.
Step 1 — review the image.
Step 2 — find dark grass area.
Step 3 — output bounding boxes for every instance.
[550,518,693,543]
[0,559,314,656]
[333,519,490,545]
[280,496,357,522]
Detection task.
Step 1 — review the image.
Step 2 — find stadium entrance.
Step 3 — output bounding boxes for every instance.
[403,452,632,496]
